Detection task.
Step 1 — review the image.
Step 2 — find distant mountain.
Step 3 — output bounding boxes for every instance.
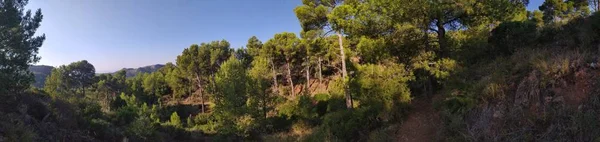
[29,65,54,88]
[29,64,165,88]
[116,64,165,77]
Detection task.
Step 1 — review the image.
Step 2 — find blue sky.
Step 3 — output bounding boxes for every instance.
[27,0,303,73]
[527,0,544,11]
[27,1,543,73]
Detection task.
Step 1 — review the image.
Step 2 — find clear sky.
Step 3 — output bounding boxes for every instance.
[26,1,543,73]
[26,0,303,73]
[527,0,544,11]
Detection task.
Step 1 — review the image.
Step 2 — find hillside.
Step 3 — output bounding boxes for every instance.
[115,64,165,77]
[5,0,600,141]
[29,65,54,88]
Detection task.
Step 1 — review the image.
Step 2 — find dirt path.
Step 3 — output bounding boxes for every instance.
[396,97,442,142]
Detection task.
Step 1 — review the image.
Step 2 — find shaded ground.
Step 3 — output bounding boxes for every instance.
[396,96,442,142]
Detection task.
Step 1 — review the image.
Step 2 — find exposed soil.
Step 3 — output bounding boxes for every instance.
[396,96,442,142]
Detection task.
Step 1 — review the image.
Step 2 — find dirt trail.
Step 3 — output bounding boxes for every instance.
[396,97,442,142]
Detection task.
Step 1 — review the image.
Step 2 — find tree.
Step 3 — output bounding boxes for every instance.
[44,60,96,98]
[248,56,274,119]
[142,72,169,99]
[94,70,127,110]
[265,32,300,97]
[295,0,353,108]
[301,30,328,85]
[212,56,250,135]
[540,0,589,23]
[0,0,45,95]
[246,36,263,57]
[176,44,210,113]
[44,67,68,98]
[250,36,282,95]
[529,10,545,27]
[235,48,252,69]
[66,60,96,96]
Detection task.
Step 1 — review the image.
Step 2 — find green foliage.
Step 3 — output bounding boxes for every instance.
[142,72,170,98]
[351,63,413,121]
[164,66,190,99]
[0,0,46,95]
[126,116,156,139]
[540,0,590,23]
[265,32,300,62]
[0,116,37,142]
[211,56,257,137]
[489,21,539,56]
[321,107,379,141]
[356,37,388,63]
[277,95,319,121]
[247,36,264,57]
[14,0,600,141]
[169,112,182,128]
[43,60,96,99]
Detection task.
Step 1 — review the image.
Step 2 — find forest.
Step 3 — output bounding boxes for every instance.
[3,0,600,141]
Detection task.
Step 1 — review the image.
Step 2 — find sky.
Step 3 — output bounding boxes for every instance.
[26,1,544,73]
[527,0,544,11]
[26,0,303,73]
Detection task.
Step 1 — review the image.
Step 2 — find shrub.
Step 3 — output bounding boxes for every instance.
[126,116,156,140]
[169,112,182,128]
[114,106,138,126]
[321,107,379,141]
[353,63,413,121]
[489,21,539,56]
[0,116,37,142]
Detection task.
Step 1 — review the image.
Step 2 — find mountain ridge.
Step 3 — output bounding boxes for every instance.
[29,64,166,88]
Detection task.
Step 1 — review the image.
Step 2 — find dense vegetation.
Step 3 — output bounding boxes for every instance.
[3,0,600,141]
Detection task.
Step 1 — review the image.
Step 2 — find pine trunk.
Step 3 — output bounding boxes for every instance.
[263,91,267,119]
[195,75,205,113]
[597,0,600,11]
[436,19,448,58]
[306,57,310,95]
[286,59,295,97]
[318,57,323,85]
[337,31,352,109]
[271,58,279,95]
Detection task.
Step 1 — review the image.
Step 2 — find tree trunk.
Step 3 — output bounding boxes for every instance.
[436,19,448,58]
[306,57,310,95]
[286,60,295,97]
[195,75,205,113]
[594,0,600,11]
[337,31,352,109]
[318,57,323,84]
[263,91,267,119]
[271,58,279,95]
[427,75,434,97]
[105,92,110,110]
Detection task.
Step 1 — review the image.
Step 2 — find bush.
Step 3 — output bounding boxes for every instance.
[126,116,156,140]
[353,63,412,121]
[0,116,37,142]
[489,21,538,56]
[114,106,138,126]
[321,107,379,141]
[276,96,319,122]
[168,112,182,128]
